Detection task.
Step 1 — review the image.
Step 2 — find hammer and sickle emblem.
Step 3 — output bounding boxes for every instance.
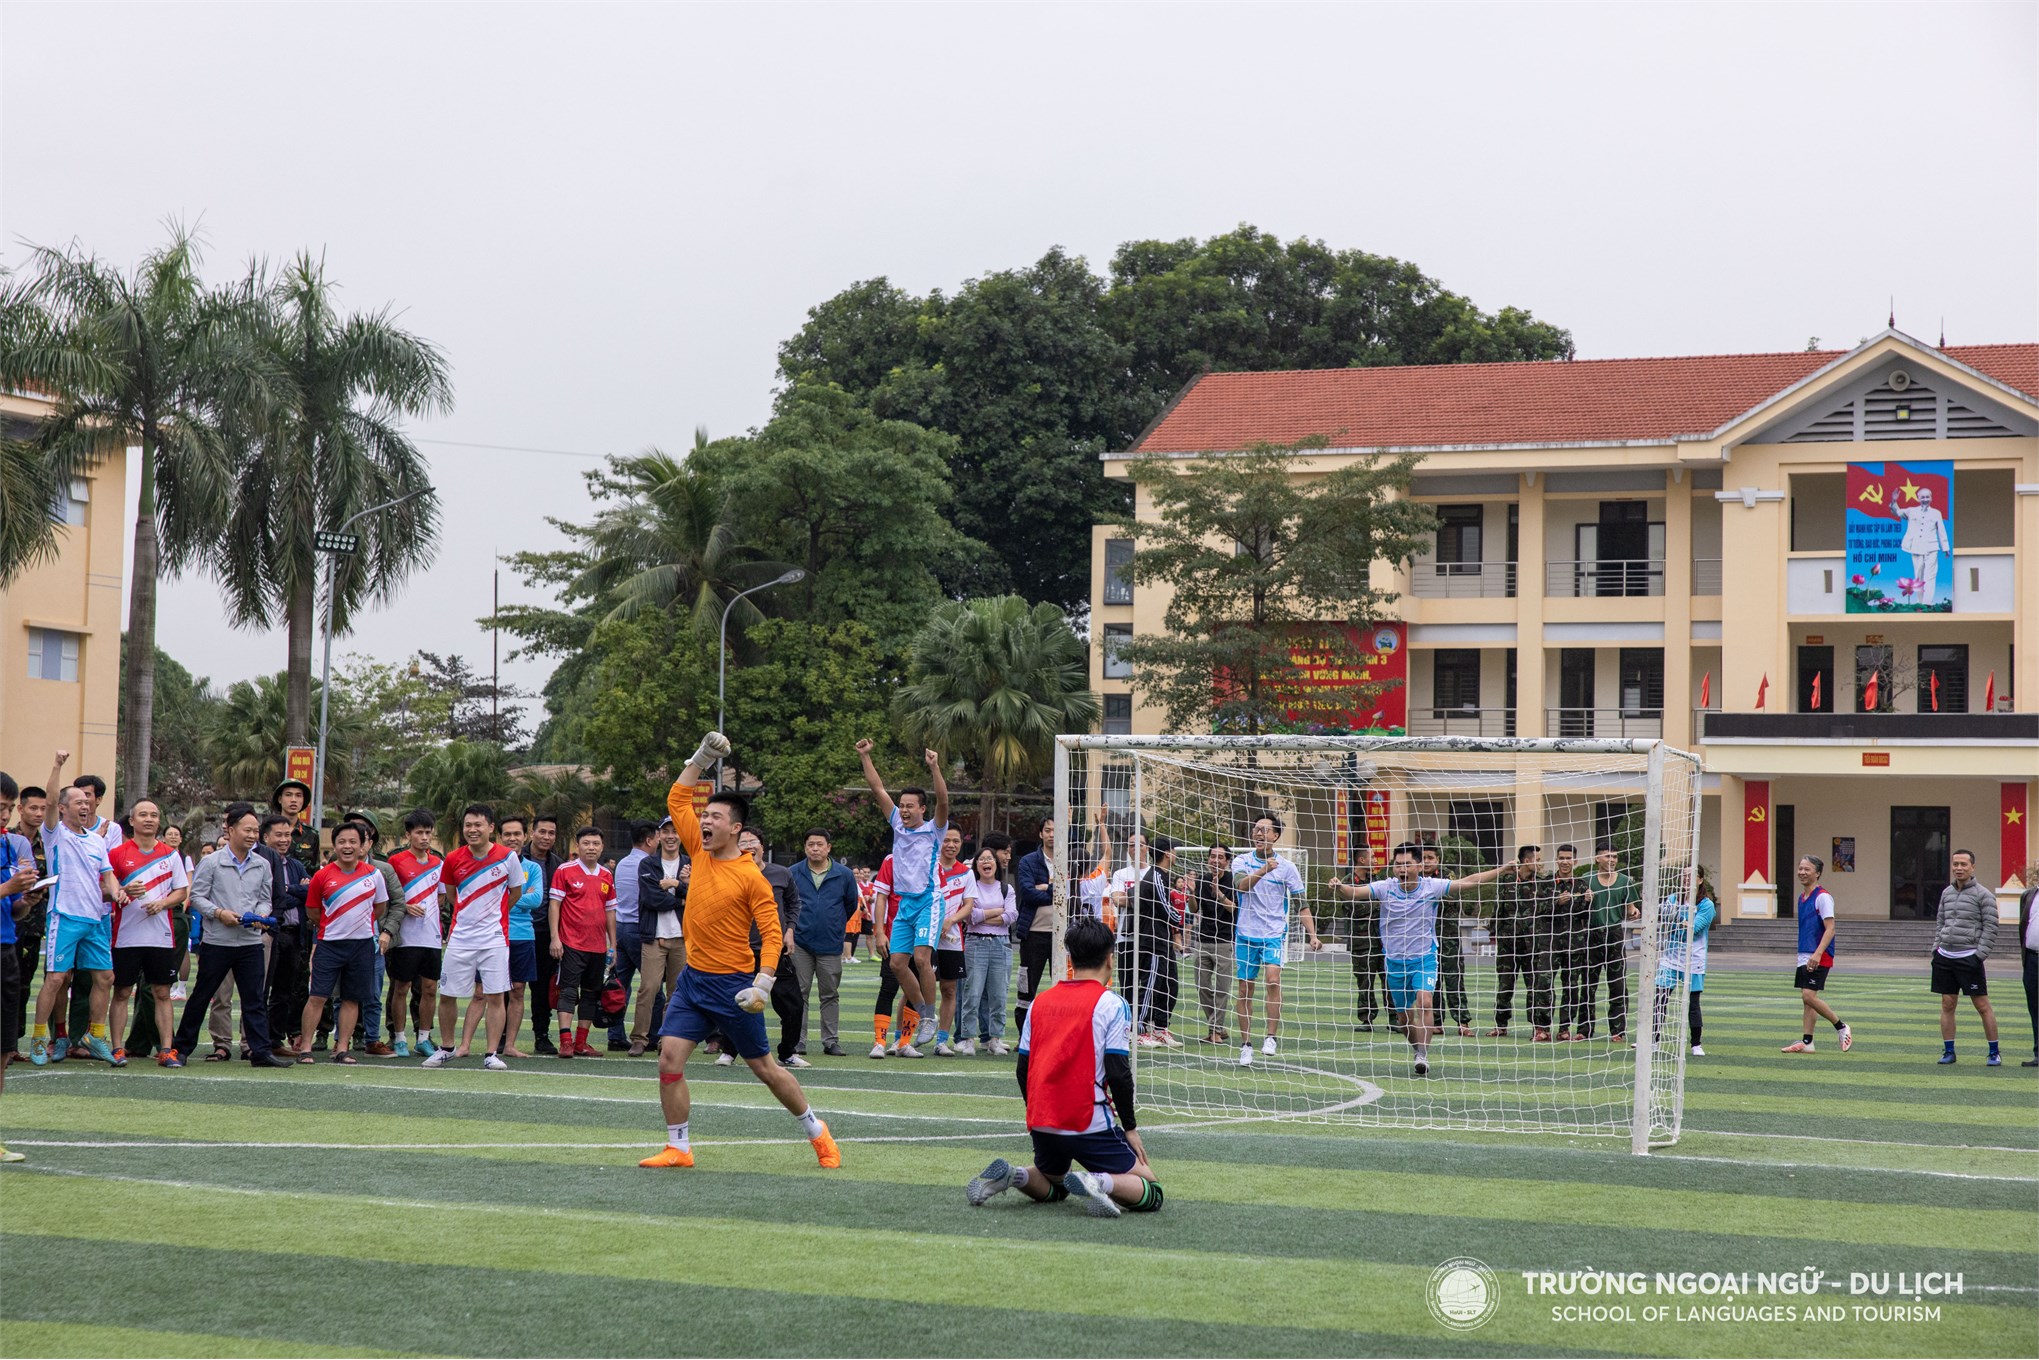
[1857,484,1885,506]
[1747,806,1767,823]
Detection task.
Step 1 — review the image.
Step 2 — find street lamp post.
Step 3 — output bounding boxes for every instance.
[310,489,428,839]
[715,569,807,789]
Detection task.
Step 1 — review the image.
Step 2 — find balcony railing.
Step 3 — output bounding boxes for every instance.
[1545,559,1665,598]
[1408,560,1517,599]
[1692,558,1722,595]
[1699,711,2039,743]
[1407,707,1517,737]
[1546,707,1664,738]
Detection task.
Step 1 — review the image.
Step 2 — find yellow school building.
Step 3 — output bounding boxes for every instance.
[1088,330,2037,922]
[0,388,128,800]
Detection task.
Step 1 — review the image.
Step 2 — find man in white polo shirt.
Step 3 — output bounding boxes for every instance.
[28,783,129,1064]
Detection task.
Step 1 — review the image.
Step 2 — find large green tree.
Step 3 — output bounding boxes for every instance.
[891,596,1099,832]
[0,226,280,799]
[1116,439,1435,736]
[215,253,449,745]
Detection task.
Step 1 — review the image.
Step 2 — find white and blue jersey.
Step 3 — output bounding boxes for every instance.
[1234,851,1304,941]
[1366,875,1452,961]
[887,809,944,897]
[41,821,113,922]
[1657,895,1716,991]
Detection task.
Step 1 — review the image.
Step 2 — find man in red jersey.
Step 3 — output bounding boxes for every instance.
[548,826,615,1058]
[379,809,445,1058]
[296,822,388,1065]
[424,804,523,1069]
[106,798,189,1065]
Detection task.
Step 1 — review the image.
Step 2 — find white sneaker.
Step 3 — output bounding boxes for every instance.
[868,1043,888,1059]
[1136,1033,1163,1048]
[783,1054,811,1068]
[421,1048,452,1069]
[1159,1031,1184,1049]
[714,1052,734,1066]
[955,1039,976,1056]
[1063,1170,1122,1218]
[1238,1043,1254,1067]
[896,1042,924,1059]
[169,982,188,1002]
[1413,1056,1430,1076]
[987,1039,1010,1056]
[935,1041,957,1056]
[482,1054,508,1071]
[914,1016,937,1046]
[1690,1044,1706,1057]
[1262,1035,1278,1056]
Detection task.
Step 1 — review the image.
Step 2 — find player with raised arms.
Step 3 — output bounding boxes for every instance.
[965,915,1162,1218]
[1331,841,1509,1076]
[855,739,949,1048]
[1233,813,1319,1067]
[641,731,840,1171]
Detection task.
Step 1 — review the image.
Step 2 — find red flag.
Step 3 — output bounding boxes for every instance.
[1699,671,1710,708]
[1863,669,1880,712]
[1929,670,1940,712]
[1844,462,1954,522]
[1756,674,1768,710]
[1984,671,1997,712]
[1811,672,1822,710]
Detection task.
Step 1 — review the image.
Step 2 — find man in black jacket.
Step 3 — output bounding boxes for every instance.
[631,818,688,1057]
[2019,882,2036,1068]
[1013,818,1056,1035]
[525,816,566,1054]
[259,814,312,1052]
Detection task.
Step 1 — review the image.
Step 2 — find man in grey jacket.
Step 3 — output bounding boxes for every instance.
[172,804,294,1068]
[1931,849,2000,1066]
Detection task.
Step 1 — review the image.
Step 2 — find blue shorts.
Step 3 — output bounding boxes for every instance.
[507,939,539,984]
[1385,948,1438,1012]
[1235,934,1283,982]
[1029,1126,1138,1178]
[659,968,769,1060]
[47,913,112,974]
[310,937,377,1006]
[888,886,940,953]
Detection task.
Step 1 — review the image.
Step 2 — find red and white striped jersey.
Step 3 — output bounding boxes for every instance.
[388,849,445,949]
[443,844,523,949]
[309,861,388,941]
[107,839,188,949]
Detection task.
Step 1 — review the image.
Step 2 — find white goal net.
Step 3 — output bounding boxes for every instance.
[1050,735,1703,1151]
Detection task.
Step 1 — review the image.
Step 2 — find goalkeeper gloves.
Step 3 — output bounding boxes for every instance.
[238,912,281,932]
[735,971,774,1013]
[689,731,732,770]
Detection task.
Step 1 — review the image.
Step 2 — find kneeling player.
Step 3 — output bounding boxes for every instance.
[966,916,1161,1218]
[639,732,840,1171]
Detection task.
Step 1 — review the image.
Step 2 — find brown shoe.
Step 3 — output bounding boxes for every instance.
[627,1040,647,1057]
[1458,1025,1474,1038]
[363,1041,396,1057]
[1484,1027,1508,1037]
[1532,1029,1552,1043]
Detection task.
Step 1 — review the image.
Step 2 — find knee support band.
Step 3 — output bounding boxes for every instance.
[1130,1177,1164,1212]
[659,1071,683,1085]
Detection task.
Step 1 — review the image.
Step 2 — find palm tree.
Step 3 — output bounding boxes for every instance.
[567,449,795,636]
[204,672,366,805]
[406,740,511,846]
[892,596,1101,831]
[215,253,450,745]
[0,225,281,798]
[0,290,64,585]
[505,764,597,834]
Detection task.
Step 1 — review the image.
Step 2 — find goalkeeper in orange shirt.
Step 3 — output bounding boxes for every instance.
[639,731,841,1170]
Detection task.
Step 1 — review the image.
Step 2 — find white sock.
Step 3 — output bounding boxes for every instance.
[667,1122,689,1150]
[1415,1044,1428,1060]
[1011,1165,1031,1191]
[795,1107,826,1139]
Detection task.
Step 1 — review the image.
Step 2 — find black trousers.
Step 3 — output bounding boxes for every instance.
[173,943,276,1058]
[268,930,309,1047]
[2023,948,2037,1057]
[1436,929,1470,1026]
[772,963,805,1060]
[1652,985,1702,1045]
[11,935,40,1044]
[1493,935,1552,1029]
[530,919,555,1046]
[1574,928,1628,1037]
[1351,929,1384,1025]
[1014,930,1053,1033]
[1132,945,1178,1033]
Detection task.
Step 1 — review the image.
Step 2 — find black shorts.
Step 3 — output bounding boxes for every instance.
[113,945,177,989]
[557,946,607,1018]
[1930,952,1987,997]
[309,937,377,1006]
[1,942,20,1053]
[385,945,441,984]
[1793,965,1831,991]
[1029,1127,1138,1177]
[936,947,966,981]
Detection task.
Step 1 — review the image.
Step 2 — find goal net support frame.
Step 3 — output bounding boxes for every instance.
[1050,734,1704,1154]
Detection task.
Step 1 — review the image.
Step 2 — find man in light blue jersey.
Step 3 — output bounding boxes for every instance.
[1232,814,1319,1067]
[1332,841,1508,1076]
[857,740,950,1048]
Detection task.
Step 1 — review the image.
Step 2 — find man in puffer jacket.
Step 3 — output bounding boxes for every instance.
[1930,849,2000,1066]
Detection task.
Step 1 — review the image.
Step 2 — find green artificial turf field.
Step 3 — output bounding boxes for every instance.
[1,964,2032,1358]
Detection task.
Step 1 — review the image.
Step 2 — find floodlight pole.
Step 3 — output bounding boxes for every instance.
[311,489,427,840]
[715,569,807,789]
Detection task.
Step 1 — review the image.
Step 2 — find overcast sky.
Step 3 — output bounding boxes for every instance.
[4,1,2034,721]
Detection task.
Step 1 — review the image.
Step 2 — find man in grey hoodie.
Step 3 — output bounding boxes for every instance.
[1930,849,2000,1066]
[171,804,295,1068]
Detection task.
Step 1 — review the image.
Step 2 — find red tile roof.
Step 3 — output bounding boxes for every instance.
[1127,341,2038,454]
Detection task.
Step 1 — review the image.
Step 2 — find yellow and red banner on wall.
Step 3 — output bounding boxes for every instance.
[2003,782,2031,890]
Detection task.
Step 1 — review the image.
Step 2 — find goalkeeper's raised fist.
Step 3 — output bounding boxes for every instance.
[690,731,732,770]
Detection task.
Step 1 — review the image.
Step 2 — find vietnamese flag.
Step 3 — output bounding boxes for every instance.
[1863,669,1880,712]
[1984,671,1997,712]
[1756,673,1769,710]
[1699,671,1710,708]
[2003,783,2030,890]
[1846,461,1954,521]
[1929,670,1940,712]
[1810,672,1822,710]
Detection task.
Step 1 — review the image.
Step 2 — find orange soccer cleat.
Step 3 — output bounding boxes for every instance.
[639,1145,694,1168]
[810,1122,841,1169]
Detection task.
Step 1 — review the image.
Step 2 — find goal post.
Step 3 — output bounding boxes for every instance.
[1050,734,1705,1151]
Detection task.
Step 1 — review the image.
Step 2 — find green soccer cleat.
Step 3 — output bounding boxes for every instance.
[967,1158,1019,1206]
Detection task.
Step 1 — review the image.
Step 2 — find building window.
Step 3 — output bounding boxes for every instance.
[1435,505,1483,575]
[1102,694,1132,735]
[1102,539,1134,606]
[48,476,88,527]
[1917,645,1968,713]
[1101,624,1133,680]
[1797,645,1834,713]
[1101,761,1133,812]
[1431,649,1481,716]
[1856,645,1894,713]
[1617,648,1664,717]
[27,627,80,682]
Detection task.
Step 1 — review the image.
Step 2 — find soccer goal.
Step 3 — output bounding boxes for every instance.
[1050,735,1704,1152]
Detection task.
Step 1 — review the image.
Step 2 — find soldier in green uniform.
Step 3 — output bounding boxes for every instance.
[271,779,321,877]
